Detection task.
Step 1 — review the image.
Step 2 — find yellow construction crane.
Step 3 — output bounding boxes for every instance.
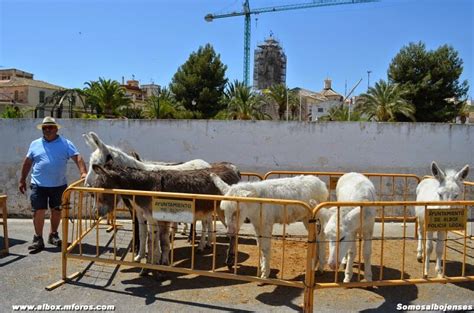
[205,0,379,86]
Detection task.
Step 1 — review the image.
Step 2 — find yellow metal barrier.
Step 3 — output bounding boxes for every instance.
[305,200,474,312]
[240,171,264,181]
[48,182,316,295]
[0,195,8,255]
[462,181,474,239]
[47,177,473,312]
[263,171,421,235]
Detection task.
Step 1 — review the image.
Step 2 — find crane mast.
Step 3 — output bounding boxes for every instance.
[205,0,379,86]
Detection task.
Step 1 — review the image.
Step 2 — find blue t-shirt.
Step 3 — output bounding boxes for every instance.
[26,135,80,187]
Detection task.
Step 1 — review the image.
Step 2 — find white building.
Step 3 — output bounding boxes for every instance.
[294,79,344,121]
[0,69,63,117]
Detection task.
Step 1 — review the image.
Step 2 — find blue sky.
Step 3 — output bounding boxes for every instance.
[1,0,472,98]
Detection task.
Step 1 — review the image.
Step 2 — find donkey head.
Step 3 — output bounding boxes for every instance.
[83,132,113,187]
[431,161,469,201]
[91,159,124,216]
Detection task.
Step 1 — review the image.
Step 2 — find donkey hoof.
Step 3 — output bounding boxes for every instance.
[417,256,423,263]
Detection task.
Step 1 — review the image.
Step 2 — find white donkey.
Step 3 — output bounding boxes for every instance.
[415,161,469,278]
[211,173,329,279]
[83,131,212,264]
[323,172,377,283]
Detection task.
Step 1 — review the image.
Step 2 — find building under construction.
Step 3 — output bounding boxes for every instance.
[253,35,287,90]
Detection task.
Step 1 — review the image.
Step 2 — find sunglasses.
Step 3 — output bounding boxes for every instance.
[42,126,57,130]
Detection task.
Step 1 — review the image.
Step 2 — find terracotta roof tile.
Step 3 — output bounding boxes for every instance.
[0,77,63,90]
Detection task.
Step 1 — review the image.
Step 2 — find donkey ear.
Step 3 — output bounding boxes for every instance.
[129,151,141,161]
[90,132,110,155]
[92,164,107,175]
[83,133,97,150]
[431,161,446,181]
[455,164,469,181]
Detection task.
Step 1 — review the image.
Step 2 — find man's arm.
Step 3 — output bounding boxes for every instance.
[19,157,33,194]
[71,155,88,180]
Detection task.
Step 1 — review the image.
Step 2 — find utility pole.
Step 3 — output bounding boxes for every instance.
[367,70,372,90]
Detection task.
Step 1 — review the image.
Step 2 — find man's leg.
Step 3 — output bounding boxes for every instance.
[50,209,61,234]
[33,209,46,236]
[47,185,66,246]
[29,184,46,251]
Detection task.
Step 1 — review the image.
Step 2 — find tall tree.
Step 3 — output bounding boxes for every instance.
[263,84,297,120]
[221,80,270,120]
[83,78,131,117]
[357,80,415,122]
[144,87,196,119]
[170,44,227,118]
[44,88,87,118]
[388,42,469,122]
[319,104,363,122]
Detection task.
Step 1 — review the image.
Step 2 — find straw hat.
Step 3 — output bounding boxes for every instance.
[36,116,61,130]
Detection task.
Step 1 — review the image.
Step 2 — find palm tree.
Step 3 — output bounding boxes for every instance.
[356,80,416,122]
[222,80,269,120]
[44,88,87,118]
[144,87,195,119]
[458,100,470,124]
[145,95,177,119]
[263,84,298,120]
[319,104,363,121]
[83,78,132,117]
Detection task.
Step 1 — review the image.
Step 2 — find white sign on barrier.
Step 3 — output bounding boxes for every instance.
[152,198,194,223]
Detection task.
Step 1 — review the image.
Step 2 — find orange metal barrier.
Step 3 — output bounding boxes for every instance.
[263,171,420,235]
[0,195,8,255]
[47,181,315,294]
[305,200,474,311]
[462,181,474,239]
[240,171,264,182]
[47,177,473,312]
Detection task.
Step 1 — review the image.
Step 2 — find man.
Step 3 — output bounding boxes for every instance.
[19,117,87,251]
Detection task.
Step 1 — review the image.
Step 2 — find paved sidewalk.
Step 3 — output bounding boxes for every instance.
[0,218,473,313]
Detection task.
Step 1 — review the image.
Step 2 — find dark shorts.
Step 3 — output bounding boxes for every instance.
[30,184,67,212]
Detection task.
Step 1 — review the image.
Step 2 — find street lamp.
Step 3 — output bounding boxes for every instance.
[367,70,372,90]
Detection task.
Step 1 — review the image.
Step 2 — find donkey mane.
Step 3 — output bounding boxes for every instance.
[94,160,241,195]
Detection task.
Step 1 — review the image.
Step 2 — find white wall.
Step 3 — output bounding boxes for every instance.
[1,119,473,215]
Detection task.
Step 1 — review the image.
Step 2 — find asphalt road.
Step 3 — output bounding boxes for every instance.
[1,218,473,313]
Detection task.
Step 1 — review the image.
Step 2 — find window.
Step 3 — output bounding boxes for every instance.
[14,90,19,101]
[317,108,324,113]
[39,91,45,103]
